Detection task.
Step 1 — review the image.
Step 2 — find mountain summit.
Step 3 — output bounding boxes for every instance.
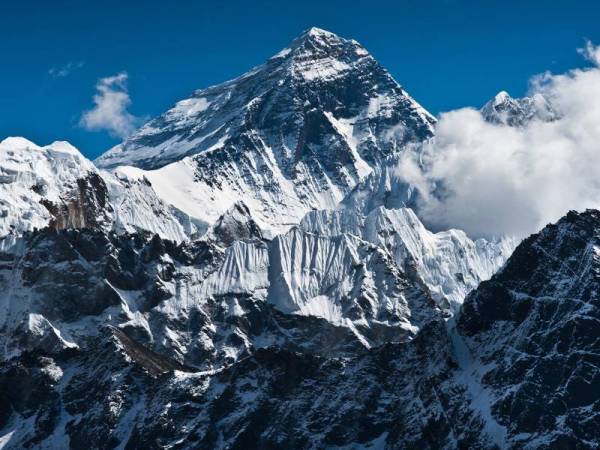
[95,28,435,234]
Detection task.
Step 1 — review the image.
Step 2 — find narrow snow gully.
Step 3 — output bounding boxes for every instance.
[447,318,508,449]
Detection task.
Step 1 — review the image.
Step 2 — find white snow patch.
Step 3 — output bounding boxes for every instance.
[0,430,15,449]
[296,295,342,323]
[272,47,291,59]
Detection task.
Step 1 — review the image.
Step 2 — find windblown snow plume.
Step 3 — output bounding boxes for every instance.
[398,42,600,238]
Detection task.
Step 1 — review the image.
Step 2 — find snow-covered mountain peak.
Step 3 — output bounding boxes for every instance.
[284,27,374,83]
[0,136,198,242]
[0,136,40,150]
[286,26,342,50]
[282,26,369,62]
[0,137,104,237]
[481,89,556,126]
[491,90,510,105]
[96,28,434,169]
[94,29,436,234]
[303,26,337,39]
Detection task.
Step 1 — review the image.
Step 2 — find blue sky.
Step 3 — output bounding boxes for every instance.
[2,0,599,159]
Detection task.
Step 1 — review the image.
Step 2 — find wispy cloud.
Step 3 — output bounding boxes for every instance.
[397,41,600,238]
[49,61,84,78]
[79,72,140,139]
[578,39,600,65]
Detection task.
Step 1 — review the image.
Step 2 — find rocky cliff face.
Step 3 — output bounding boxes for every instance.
[457,209,600,449]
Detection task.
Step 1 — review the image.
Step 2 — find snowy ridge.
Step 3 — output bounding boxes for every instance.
[0,137,99,237]
[0,137,195,243]
[362,207,516,309]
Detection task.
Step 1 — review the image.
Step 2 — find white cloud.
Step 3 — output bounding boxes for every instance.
[49,61,84,78]
[79,72,140,139]
[578,40,600,65]
[397,42,600,238]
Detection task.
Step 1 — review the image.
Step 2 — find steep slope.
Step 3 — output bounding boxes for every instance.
[457,209,600,448]
[300,207,515,310]
[96,27,435,235]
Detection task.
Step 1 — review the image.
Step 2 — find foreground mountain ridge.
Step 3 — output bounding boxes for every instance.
[2,209,599,448]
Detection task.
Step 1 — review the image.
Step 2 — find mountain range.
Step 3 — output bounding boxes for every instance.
[0,27,595,449]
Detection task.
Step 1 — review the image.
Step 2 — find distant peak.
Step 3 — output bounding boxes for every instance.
[304,27,337,38]
[493,90,512,104]
[290,26,347,48]
[268,26,369,65]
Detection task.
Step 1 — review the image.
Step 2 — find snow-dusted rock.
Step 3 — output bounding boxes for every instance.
[457,209,600,448]
[203,201,263,247]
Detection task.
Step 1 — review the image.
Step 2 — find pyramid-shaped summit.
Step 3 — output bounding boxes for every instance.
[95,27,435,235]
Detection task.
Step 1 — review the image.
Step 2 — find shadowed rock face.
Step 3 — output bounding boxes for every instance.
[1,317,493,450]
[458,209,600,448]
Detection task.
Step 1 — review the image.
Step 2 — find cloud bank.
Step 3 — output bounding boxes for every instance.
[79,72,140,138]
[398,42,600,238]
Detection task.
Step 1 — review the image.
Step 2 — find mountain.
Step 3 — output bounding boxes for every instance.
[95,27,436,235]
[0,27,548,450]
[93,26,512,310]
[480,90,556,126]
[3,208,596,448]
